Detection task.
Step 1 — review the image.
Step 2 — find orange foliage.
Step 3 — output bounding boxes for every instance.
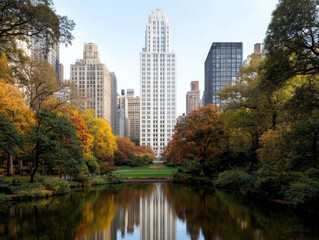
[114,137,155,165]
[164,104,225,164]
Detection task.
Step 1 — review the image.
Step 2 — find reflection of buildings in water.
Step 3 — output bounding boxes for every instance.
[140,184,176,240]
[81,184,176,240]
[111,200,140,239]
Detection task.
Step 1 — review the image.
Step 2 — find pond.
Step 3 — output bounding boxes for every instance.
[0,183,318,240]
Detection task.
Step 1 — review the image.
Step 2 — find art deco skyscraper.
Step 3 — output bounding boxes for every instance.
[71,43,112,125]
[140,9,176,158]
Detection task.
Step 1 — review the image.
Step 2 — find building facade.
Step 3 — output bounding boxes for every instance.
[127,89,140,139]
[31,37,60,79]
[70,43,112,125]
[117,89,130,137]
[140,9,176,158]
[186,81,200,115]
[110,72,118,135]
[204,42,243,106]
[243,43,262,67]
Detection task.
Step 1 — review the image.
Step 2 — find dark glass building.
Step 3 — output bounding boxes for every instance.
[204,42,243,106]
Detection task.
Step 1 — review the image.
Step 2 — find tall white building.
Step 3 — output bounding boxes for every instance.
[140,9,176,158]
[71,43,112,125]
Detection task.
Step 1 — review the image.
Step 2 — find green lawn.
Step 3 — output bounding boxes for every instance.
[115,166,177,178]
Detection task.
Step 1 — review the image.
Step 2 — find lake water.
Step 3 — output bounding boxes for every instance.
[0,183,318,240]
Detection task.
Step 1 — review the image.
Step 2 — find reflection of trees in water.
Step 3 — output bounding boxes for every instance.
[0,185,155,240]
[163,184,319,240]
[1,184,318,240]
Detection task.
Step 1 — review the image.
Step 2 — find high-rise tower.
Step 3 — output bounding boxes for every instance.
[140,9,176,158]
[127,89,140,139]
[186,81,200,115]
[70,43,112,125]
[204,42,242,106]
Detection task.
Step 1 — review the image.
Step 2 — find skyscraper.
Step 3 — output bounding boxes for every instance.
[186,81,200,115]
[117,89,129,137]
[110,72,118,135]
[204,42,243,106]
[70,43,112,125]
[254,43,261,54]
[140,9,176,158]
[127,89,140,139]
[31,37,60,81]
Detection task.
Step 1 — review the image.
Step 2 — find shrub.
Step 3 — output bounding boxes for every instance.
[284,177,319,207]
[216,169,252,190]
[0,193,9,202]
[73,174,90,186]
[305,168,319,179]
[46,181,69,195]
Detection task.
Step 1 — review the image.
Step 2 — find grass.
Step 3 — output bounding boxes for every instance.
[115,166,178,178]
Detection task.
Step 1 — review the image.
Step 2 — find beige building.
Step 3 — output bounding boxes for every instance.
[186,81,200,115]
[127,89,140,139]
[70,43,112,125]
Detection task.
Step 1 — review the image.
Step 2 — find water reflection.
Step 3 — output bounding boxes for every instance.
[0,183,318,240]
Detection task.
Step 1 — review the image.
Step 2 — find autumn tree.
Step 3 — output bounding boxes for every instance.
[165,105,225,169]
[0,79,34,175]
[114,137,155,166]
[82,110,117,170]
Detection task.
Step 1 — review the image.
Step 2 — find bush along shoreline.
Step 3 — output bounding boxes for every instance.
[0,174,122,203]
[172,160,319,212]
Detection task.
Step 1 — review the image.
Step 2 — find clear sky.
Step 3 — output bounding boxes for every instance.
[53,0,279,116]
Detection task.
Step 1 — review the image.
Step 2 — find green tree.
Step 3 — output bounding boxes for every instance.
[0,113,24,174]
[0,0,75,57]
[263,0,319,89]
[27,109,84,182]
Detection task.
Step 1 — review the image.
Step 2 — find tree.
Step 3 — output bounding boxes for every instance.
[27,109,84,182]
[0,79,34,175]
[82,110,117,168]
[114,137,155,166]
[0,0,75,53]
[263,0,319,89]
[114,137,137,165]
[17,60,59,110]
[165,105,225,168]
[42,98,97,172]
[0,113,23,174]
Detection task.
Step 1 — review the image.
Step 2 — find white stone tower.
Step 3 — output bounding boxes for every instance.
[140,9,176,158]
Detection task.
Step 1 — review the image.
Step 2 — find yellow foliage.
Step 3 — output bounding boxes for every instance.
[0,54,14,83]
[258,127,284,163]
[0,80,34,133]
[82,110,117,161]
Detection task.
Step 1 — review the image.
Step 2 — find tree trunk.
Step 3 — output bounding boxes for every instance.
[313,131,318,164]
[7,154,13,176]
[18,159,23,175]
[272,111,277,131]
[30,153,39,183]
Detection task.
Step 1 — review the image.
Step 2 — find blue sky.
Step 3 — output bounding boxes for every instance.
[54,0,279,116]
